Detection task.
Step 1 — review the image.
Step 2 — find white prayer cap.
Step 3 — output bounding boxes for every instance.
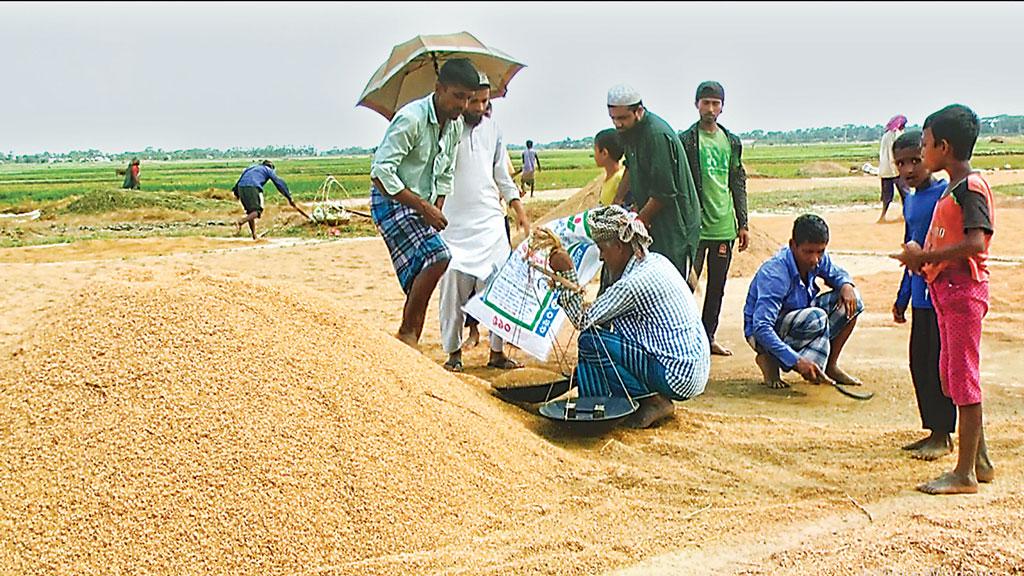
[607,84,642,106]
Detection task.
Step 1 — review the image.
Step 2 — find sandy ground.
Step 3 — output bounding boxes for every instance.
[2,203,1023,574]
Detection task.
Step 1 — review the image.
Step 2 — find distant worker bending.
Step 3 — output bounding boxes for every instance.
[231,160,309,240]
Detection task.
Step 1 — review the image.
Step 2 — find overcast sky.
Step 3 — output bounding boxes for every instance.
[3,1,1023,154]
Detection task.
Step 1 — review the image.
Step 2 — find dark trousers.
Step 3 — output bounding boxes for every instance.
[693,239,733,342]
[910,307,956,433]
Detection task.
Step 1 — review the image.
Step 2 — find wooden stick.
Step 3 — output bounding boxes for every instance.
[526,261,583,293]
[679,504,712,521]
[845,492,874,523]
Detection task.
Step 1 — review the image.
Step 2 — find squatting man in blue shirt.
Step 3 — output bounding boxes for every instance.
[231,160,310,240]
[743,214,864,388]
[547,205,711,429]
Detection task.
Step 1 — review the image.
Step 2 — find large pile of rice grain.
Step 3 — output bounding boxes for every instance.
[0,270,571,574]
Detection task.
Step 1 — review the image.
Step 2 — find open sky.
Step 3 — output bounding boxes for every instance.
[3,1,1024,154]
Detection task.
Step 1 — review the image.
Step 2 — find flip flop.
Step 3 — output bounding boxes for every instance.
[443,359,464,373]
[831,381,874,400]
[487,358,523,370]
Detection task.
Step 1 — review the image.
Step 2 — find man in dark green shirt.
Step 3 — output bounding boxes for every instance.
[607,84,701,284]
[680,81,749,356]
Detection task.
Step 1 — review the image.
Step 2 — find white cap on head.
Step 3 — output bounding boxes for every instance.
[607,84,642,106]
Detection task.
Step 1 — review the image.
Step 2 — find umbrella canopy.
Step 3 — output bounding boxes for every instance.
[357,32,525,120]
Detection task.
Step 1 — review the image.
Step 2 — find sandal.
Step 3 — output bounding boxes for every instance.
[443,359,464,373]
[486,358,523,370]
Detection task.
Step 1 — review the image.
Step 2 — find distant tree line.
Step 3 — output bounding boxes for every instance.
[5,115,1024,164]
[516,115,1024,149]
[2,145,324,165]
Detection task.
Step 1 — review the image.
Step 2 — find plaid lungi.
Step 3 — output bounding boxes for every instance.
[749,289,864,371]
[370,186,450,294]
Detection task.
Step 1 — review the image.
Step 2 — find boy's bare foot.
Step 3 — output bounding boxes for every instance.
[465,325,481,348]
[825,365,863,386]
[917,471,978,495]
[976,455,995,484]
[902,435,930,451]
[623,394,675,429]
[911,434,953,461]
[756,353,788,389]
[710,341,733,356]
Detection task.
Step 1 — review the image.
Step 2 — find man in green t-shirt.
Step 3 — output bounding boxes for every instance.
[607,84,701,283]
[680,81,749,356]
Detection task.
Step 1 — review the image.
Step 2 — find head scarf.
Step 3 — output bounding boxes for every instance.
[886,114,907,133]
[587,204,652,259]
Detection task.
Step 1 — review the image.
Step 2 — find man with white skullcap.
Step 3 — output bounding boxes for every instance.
[606,84,702,286]
[547,205,710,428]
[438,71,531,372]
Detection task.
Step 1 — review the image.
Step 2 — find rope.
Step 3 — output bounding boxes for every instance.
[522,237,632,408]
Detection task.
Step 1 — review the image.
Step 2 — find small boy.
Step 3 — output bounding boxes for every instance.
[894,104,996,494]
[890,130,955,461]
[594,128,626,206]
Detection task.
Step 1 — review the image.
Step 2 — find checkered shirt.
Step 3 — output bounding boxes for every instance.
[556,252,710,397]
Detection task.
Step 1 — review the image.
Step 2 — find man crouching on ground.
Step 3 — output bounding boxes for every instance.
[743,214,864,388]
[547,205,710,428]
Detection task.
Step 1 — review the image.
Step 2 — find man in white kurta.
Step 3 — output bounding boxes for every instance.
[439,79,530,371]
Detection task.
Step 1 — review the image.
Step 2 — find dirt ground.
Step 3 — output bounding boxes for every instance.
[1,203,1023,575]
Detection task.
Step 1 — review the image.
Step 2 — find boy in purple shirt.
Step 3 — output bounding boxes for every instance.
[890,131,955,461]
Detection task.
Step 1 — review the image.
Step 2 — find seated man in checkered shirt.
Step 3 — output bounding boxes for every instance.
[548,205,711,428]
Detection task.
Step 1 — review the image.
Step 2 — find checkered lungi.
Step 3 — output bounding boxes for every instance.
[575,327,675,400]
[749,289,864,371]
[370,186,451,294]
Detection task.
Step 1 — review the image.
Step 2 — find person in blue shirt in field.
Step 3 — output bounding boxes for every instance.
[890,130,955,461]
[743,214,864,389]
[231,160,309,240]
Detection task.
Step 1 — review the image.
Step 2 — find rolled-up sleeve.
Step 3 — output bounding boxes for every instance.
[730,139,748,229]
[370,113,416,196]
[751,268,801,370]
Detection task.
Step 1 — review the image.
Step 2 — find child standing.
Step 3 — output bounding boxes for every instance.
[894,104,995,494]
[890,130,955,460]
[594,128,626,206]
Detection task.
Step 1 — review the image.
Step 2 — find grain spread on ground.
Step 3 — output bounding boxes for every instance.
[1,205,1023,575]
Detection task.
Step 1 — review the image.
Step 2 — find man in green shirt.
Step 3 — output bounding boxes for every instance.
[369,58,480,348]
[680,81,749,356]
[608,84,701,284]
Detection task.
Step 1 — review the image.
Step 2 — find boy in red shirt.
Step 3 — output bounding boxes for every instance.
[894,104,995,494]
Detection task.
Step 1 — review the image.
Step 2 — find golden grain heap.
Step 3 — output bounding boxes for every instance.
[0,270,569,574]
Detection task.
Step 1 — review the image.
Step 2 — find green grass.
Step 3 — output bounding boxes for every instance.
[60,188,231,214]
[3,140,1024,216]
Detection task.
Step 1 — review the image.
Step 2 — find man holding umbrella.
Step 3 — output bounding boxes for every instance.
[369,58,482,347]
